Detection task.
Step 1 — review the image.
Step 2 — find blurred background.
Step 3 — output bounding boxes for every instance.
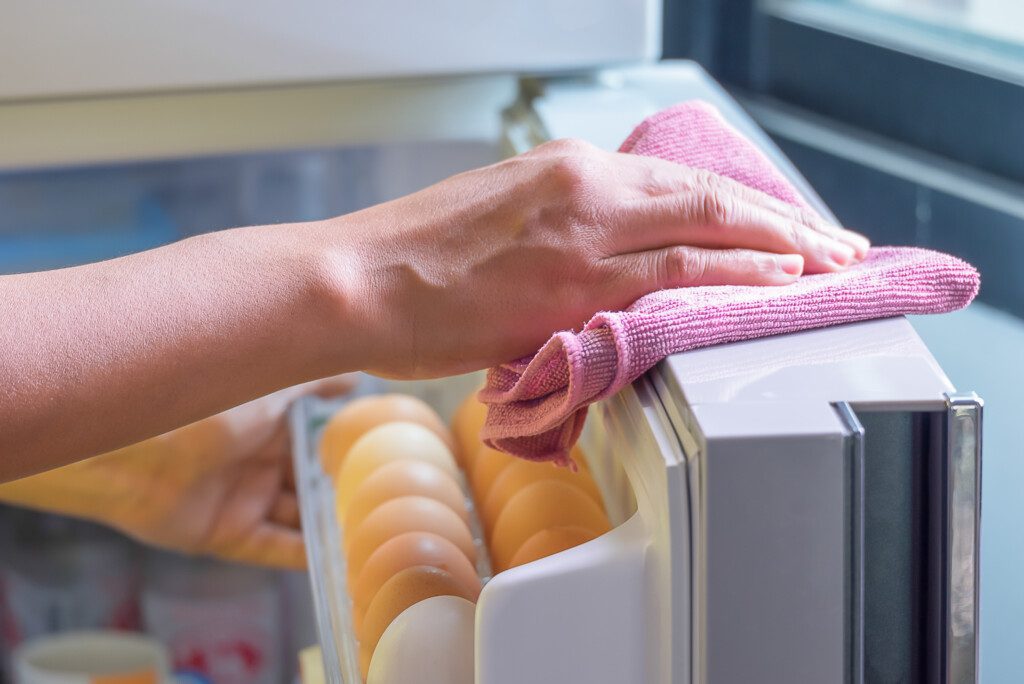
[0,0,1020,681]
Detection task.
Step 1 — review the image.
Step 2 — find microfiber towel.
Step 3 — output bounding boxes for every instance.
[478,101,980,466]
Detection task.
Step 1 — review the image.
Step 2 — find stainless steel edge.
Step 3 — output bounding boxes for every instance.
[832,402,865,684]
[944,391,983,684]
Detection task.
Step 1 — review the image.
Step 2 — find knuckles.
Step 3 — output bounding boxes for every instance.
[662,247,709,287]
[532,138,605,215]
[535,137,598,158]
[684,172,731,228]
[699,191,731,227]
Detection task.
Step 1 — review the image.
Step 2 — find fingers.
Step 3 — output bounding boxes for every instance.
[610,189,856,274]
[629,158,871,257]
[283,456,297,492]
[608,158,870,267]
[699,174,870,258]
[269,491,301,529]
[219,524,308,570]
[611,246,804,292]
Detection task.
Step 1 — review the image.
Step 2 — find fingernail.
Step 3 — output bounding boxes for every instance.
[844,231,872,256]
[777,254,804,275]
[830,243,856,267]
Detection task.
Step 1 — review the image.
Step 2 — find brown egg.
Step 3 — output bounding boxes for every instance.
[319,394,453,478]
[451,392,489,469]
[358,565,480,680]
[508,526,598,568]
[346,496,475,584]
[343,460,468,534]
[335,422,458,520]
[481,459,604,535]
[351,531,479,636]
[468,446,516,505]
[490,480,611,572]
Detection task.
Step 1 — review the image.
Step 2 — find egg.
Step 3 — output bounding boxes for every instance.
[346,496,476,583]
[367,595,475,684]
[481,459,604,535]
[508,526,598,568]
[335,422,458,520]
[451,392,488,469]
[343,460,468,533]
[490,480,611,572]
[468,446,516,505]
[351,531,479,634]
[358,566,480,680]
[319,394,453,477]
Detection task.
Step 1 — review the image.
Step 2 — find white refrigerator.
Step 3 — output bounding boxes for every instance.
[0,2,981,682]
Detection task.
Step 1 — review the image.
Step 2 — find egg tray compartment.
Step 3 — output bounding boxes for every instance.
[290,392,493,684]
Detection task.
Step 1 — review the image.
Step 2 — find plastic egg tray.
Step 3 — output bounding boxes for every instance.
[290,382,491,684]
[291,376,656,684]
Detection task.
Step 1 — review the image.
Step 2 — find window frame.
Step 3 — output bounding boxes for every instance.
[663,0,1024,318]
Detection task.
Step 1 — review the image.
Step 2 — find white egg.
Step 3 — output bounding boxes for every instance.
[366,595,475,684]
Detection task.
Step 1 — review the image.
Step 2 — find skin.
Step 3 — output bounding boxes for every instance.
[0,139,869,566]
[0,377,353,569]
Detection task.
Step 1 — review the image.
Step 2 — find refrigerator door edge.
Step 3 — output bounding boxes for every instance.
[944,391,983,684]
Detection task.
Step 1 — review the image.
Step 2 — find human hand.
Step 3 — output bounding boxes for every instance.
[320,139,870,378]
[0,375,355,569]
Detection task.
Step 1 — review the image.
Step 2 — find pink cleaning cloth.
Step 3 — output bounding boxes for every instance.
[479,101,980,466]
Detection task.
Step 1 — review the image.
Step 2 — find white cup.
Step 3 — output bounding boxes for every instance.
[13,631,169,684]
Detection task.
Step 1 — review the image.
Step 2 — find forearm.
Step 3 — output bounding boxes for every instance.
[0,222,354,481]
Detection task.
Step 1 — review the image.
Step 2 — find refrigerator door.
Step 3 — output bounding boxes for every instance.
[476,378,689,684]
[663,396,864,684]
[653,327,980,684]
[512,62,981,683]
[291,374,685,684]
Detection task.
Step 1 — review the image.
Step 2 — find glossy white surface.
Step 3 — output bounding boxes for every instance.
[476,380,681,684]
[686,401,852,683]
[661,316,954,411]
[0,0,658,100]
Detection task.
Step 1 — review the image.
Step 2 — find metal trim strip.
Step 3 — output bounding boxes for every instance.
[944,391,983,683]
[833,402,865,684]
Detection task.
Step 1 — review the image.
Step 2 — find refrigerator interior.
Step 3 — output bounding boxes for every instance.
[0,138,503,683]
